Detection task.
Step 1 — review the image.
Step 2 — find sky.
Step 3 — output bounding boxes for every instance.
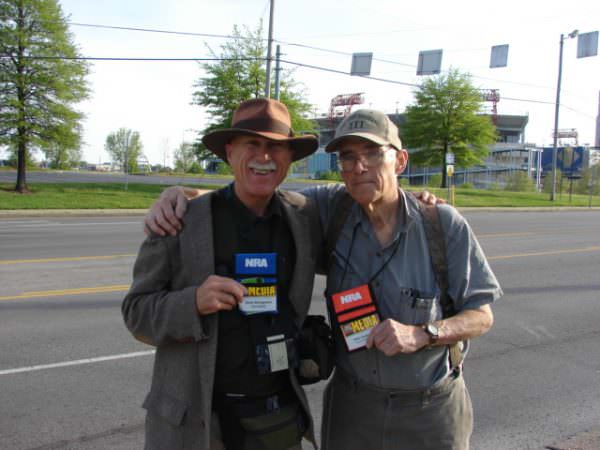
[17,0,600,166]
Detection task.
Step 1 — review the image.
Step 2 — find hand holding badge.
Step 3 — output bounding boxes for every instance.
[331,284,381,352]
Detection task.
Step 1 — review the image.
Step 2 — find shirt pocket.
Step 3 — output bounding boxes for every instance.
[386,288,441,325]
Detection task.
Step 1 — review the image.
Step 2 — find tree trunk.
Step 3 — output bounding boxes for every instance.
[441,143,449,188]
[440,160,447,188]
[15,133,28,193]
[14,3,28,194]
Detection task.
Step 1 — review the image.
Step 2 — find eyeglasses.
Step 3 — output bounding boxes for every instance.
[337,147,395,172]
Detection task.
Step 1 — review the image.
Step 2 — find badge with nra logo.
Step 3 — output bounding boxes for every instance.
[331,284,380,352]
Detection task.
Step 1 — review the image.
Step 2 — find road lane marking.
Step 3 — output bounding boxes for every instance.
[489,245,600,261]
[0,285,130,301]
[2,246,599,301]
[0,350,155,376]
[0,254,136,265]
[479,232,535,238]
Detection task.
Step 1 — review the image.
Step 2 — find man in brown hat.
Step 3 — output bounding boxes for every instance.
[122,98,322,450]
[144,108,501,450]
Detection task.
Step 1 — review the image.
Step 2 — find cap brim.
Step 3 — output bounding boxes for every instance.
[325,132,390,153]
[203,129,319,162]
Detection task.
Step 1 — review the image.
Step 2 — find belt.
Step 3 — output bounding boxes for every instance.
[335,367,460,404]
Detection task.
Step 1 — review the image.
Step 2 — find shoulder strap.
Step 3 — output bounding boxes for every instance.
[324,190,354,273]
[411,192,463,370]
[414,196,455,319]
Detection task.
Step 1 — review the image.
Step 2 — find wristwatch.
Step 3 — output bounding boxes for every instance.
[422,323,440,346]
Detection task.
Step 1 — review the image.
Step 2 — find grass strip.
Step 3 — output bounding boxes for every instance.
[0,182,599,209]
[0,183,215,209]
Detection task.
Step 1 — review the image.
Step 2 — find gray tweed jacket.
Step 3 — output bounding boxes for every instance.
[122,189,321,450]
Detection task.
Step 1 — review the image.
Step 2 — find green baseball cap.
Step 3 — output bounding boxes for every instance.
[325,109,403,153]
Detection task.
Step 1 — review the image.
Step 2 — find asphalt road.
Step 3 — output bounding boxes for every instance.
[1,211,600,449]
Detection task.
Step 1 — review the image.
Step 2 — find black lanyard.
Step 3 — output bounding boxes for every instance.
[337,221,402,292]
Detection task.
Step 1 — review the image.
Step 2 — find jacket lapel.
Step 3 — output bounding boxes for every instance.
[279,192,314,323]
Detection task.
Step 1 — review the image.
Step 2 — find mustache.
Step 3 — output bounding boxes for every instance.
[248,161,276,171]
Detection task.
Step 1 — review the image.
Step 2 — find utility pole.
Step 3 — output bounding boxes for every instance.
[124,135,129,191]
[264,0,275,98]
[551,30,578,201]
[274,45,282,101]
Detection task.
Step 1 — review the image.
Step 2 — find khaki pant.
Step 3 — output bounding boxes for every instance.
[210,412,303,450]
[321,369,473,450]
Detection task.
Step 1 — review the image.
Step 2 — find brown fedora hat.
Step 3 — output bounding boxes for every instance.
[202,98,318,162]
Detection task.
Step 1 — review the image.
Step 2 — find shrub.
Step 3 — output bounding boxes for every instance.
[316,170,342,181]
[188,162,203,174]
[504,171,536,192]
[216,162,232,175]
[426,173,442,188]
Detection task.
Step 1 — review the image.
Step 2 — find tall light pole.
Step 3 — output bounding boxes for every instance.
[274,44,282,101]
[551,29,578,201]
[264,0,275,98]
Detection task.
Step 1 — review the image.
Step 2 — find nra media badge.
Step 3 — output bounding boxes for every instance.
[235,253,278,315]
[238,279,278,315]
[331,284,381,352]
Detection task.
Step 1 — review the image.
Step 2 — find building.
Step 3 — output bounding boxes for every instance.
[301,113,535,187]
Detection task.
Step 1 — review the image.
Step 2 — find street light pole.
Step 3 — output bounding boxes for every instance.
[264,0,275,98]
[274,44,282,101]
[550,30,578,201]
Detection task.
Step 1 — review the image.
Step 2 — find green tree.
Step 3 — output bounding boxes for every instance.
[173,142,196,173]
[104,128,142,174]
[575,167,600,195]
[188,161,203,174]
[543,168,564,194]
[192,22,315,161]
[216,162,232,175]
[43,138,82,169]
[0,0,89,192]
[402,69,497,188]
[6,143,37,168]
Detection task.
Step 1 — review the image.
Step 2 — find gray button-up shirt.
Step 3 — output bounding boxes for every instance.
[303,184,502,389]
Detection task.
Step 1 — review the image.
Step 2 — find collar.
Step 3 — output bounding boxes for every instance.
[350,189,416,248]
[226,183,283,222]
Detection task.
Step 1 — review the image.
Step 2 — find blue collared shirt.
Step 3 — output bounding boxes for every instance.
[303,184,502,389]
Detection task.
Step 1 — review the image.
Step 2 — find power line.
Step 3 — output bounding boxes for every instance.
[274,39,417,69]
[9,20,595,118]
[65,20,584,95]
[280,59,418,87]
[6,54,592,117]
[68,22,236,40]
[4,56,262,62]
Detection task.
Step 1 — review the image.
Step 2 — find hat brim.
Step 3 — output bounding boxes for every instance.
[203,129,318,162]
[325,132,391,153]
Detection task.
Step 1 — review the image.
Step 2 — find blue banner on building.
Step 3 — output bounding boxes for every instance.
[541,147,585,177]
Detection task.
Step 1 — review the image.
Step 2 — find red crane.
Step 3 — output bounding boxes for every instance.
[328,93,365,123]
[479,89,500,125]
